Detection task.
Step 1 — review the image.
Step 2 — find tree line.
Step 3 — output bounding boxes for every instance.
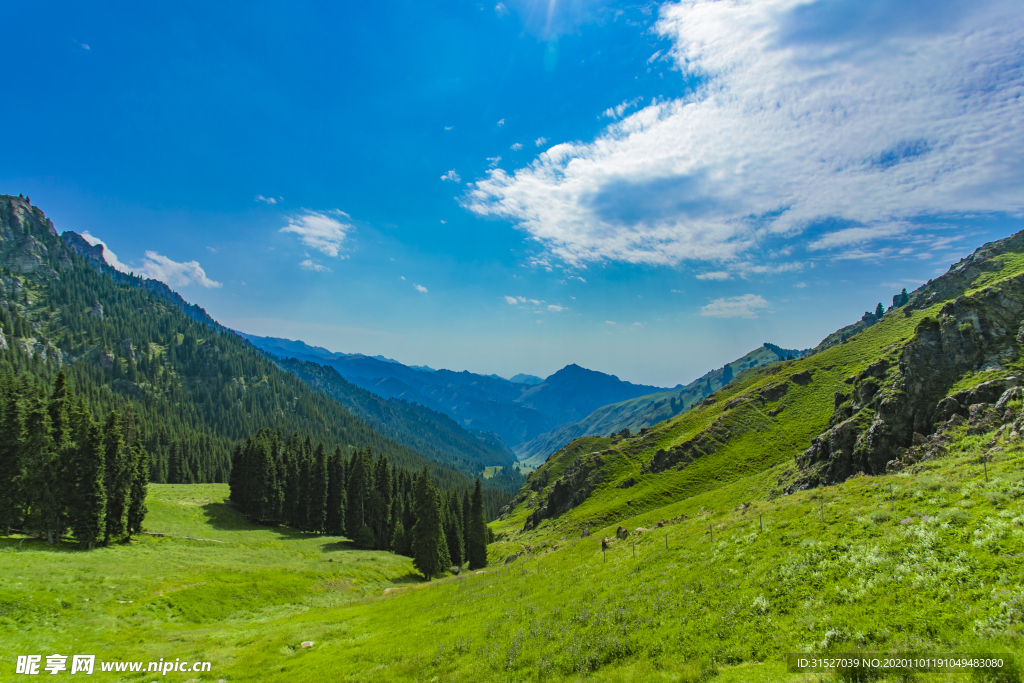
[229,429,488,579]
[0,369,148,548]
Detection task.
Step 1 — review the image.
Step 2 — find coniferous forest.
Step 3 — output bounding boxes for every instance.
[0,369,149,548]
[228,430,490,577]
[0,197,511,562]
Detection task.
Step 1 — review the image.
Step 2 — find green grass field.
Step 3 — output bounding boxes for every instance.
[3,421,1022,681]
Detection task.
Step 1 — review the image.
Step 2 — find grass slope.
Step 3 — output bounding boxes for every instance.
[3,427,1021,682]
[515,344,803,468]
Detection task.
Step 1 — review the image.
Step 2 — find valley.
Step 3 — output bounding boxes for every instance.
[2,194,1024,681]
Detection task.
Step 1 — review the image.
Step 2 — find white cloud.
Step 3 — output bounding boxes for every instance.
[441,170,461,183]
[497,118,505,127]
[487,156,502,168]
[139,251,222,288]
[504,295,519,304]
[602,96,644,119]
[465,0,1024,268]
[79,234,221,288]
[535,137,548,147]
[256,194,283,204]
[280,210,352,257]
[495,2,509,16]
[510,142,523,151]
[631,321,645,328]
[440,219,447,224]
[605,320,617,325]
[548,304,566,311]
[701,294,769,318]
[414,284,428,293]
[696,271,731,280]
[300,259,331,272]
[81,43,90,50]
[80,232,131,272]
[671,289,684,293]
[444,126,454,131]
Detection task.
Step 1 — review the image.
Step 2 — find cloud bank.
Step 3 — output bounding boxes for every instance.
[465,0,1024,268]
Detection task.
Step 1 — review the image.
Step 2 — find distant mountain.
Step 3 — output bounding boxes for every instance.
[510,373,543,385]
[273,356,518,473]
[514,344,808,467]
[241,334,671,450]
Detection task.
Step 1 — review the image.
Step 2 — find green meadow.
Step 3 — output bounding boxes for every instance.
[3,419,1022,682]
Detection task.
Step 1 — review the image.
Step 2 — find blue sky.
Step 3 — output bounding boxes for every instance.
[3,0,1023,386]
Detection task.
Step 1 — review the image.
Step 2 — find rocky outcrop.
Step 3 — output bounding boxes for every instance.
[523,451,606,531]
[643,416,731,474]
[88,302,104,320]
[797,270,1024,488]
[0,329,6,352]
[0,195,67,276]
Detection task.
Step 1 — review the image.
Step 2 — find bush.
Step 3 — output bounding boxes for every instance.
[869,509,891,524]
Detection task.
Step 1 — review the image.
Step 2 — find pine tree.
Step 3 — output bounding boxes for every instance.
[126,442,149,537]
[23,395,62,544]
[410,466,449,580]
[307,443,329,534]
[102,411,130,545]
[898,288,910,307]
[467,479,488,569]
[346,449,372,545]
[875,302,885,318]
[324,446,346,535]
[444,490,465,567]
[369,453,392,549]
[391,518,407,556]
[69,407,106,549]
[0,378,26,535]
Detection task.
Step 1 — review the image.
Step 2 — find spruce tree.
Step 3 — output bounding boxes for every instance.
[126,443,149,537]
[444,490,465,567]
[369,453,392,549]
[308,443,329,534]
[346,449,371,544]
[23,396,62,544]
[102,411,130,545]
[410,466,449,580]
[874,302,885,318]
[325,446,346,535]
[69,413,106,549]
[0,380,25,536]
[467,479,488,569]
[391,518,408,556]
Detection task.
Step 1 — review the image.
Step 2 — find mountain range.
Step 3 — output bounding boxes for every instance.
[240,333,672,449]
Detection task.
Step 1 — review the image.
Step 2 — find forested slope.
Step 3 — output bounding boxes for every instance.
[0,195,504,498]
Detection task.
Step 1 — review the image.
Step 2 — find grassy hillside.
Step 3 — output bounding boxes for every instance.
[2,427,1020,682]
[515,344,805,467]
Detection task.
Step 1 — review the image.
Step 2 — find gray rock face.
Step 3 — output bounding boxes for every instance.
[88,302,104,320]
[522,451,605,531]
[796,270,1024,488]
[0,329,6,352]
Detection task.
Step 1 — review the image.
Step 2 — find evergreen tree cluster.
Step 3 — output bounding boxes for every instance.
[229,432,489,579]
[0,369,148,548]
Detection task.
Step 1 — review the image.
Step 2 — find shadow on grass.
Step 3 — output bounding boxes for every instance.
[200,502,327,542]
[319,539,361,552]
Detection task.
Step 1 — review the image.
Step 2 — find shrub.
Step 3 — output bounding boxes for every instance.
[869,510,891,524]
